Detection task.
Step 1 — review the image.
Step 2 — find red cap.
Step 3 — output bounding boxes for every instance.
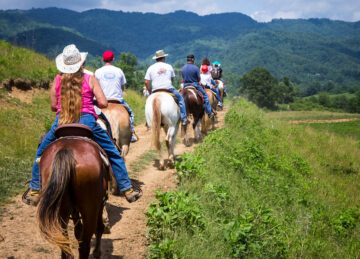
[201,65,208,73]
[103,51,114,61]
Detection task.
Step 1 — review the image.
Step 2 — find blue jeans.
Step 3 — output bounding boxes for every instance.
[120,99,135,133]
[29,113,132,192]
[210,80,221,102]
[184,83,212,114]
[168,87,187,120]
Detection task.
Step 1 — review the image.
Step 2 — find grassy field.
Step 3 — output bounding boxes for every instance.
[304,120,360,141]
[146,98,360,258]
[0,87,146,207]
[0,40,56,82]
[267,110,360,121]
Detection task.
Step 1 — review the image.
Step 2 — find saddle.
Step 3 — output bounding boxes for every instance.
[184,85,204,104]
[53,124,111,168]
[152,89,179,105]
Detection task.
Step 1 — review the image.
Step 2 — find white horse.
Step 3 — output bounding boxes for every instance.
[145,92,180,170]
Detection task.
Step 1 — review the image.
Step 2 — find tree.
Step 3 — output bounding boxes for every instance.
[113,52,142,91]
[239,66,279,109]
[318,92,331,107]
[277,76,298,104]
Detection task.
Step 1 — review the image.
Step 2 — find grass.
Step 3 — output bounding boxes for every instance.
[129,149,157,174]
[304,120,360,141]
[0,40,56,82]
[266,110,360,121]
[145,98,360,258]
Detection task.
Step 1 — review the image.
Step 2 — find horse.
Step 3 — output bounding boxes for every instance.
[36,125,109,259]
[215,80,225,109]
[100,101,131,158]
[201,88,218,132]
[145,91,180,170]
[180,86,205,146]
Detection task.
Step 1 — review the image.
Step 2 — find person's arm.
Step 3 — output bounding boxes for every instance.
[90,75,108,108]
[145,80,151,93]
[121,84,125,92]
[50,77,57,112]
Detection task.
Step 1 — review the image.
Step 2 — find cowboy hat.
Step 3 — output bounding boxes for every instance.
[152,50,168,60]
[55,44,88,74]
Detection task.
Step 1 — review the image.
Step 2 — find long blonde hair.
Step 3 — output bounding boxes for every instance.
[59,69,84,125]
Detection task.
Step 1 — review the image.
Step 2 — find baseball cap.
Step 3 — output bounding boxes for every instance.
[103,51,114,61]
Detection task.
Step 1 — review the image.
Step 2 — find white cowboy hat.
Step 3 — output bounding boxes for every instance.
[55,44,88,74]
[152,49,168,60]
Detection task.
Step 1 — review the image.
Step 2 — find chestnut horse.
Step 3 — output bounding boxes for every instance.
[180,86,205,145]
[100,101,131,158]
[37,135,108,258]
[145,92,180,170]
[201,88,217,132]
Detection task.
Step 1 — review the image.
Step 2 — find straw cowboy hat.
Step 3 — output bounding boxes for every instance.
[56,44,88,74]
[152,49,168,60]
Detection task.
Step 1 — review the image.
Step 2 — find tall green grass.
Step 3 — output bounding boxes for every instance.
[304,120,360,141]
[0,87,146,206]
[0,40,56,82]
[146,98,360,258]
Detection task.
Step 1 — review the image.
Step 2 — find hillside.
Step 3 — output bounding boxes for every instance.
[0,40,56,82]
[0,8,359,90]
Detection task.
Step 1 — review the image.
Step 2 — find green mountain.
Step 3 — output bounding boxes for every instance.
[0,8,359,90]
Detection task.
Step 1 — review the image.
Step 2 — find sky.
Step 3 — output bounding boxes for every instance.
[0,0,359,22]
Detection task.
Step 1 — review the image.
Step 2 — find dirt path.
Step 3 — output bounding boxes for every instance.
[0,107,227,258]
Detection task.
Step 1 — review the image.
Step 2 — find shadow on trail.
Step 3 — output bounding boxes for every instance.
[90,238,124,259]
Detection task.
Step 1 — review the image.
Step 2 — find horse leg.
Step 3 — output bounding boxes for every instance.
[78,214,97,259]
[194,119,201,142]
[93,204,105,259]
[72,210,82,242]
[111,172,120,195]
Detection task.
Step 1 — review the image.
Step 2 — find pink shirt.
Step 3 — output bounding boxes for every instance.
[55,73,97,119]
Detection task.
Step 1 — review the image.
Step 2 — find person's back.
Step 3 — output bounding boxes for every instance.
[145,61,174,91]
[95,64,126,101]
[182,62,200,84]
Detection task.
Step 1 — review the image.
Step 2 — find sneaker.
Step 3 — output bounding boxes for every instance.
[22,188,40,206]
[131,134,138,143]
[181,119,190,126]
[123,187,142,203]
[217,101,223,107]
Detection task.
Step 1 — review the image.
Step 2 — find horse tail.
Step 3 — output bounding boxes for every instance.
[37,148,75,254]
[152,97,161,150]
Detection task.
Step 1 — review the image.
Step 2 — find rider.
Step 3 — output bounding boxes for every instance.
[200,58,222,107]
[144,49,189,126]
[182,54,215,118]
[212,60,227,97]
[95,51,138,142]
[22,44,142,206]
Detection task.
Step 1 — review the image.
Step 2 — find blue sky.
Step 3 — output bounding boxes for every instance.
[1,0,359,22]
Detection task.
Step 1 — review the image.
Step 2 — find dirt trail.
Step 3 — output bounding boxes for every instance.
[0,107,227,258]
[288,118,360,124]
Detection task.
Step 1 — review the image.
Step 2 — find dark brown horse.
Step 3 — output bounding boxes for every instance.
[180,86,205,145]
[37,131,109,259]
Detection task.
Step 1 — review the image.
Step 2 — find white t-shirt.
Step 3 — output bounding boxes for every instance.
[144,62,175,91]
[200,73,213,87]
[95,65,126,101]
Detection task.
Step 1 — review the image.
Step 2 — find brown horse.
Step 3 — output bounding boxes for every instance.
[37,132,109,258]
[100,101,131,158]
[201,88,218,132]
[180,86,205,145]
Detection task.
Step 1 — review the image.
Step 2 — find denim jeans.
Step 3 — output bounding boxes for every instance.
[29,113,132,192]
[119,99,135,133]
[209,80,221,102]
[168,87,187,120]
[183,83,212,114]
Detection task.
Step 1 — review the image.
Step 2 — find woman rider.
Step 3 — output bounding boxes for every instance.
[22,44,142,205]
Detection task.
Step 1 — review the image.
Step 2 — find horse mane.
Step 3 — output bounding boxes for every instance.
[152,97,161,150]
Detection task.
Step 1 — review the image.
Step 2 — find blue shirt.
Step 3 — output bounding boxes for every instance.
[182,63,200,84]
